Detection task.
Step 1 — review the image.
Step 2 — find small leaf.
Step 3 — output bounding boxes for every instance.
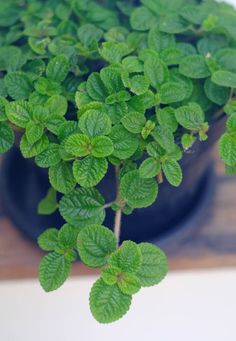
[101,266,121,285]
[64,133,91,157]
[156,107,178,132]
[6,100,32,128]
[35,143,61,168]
[39,252,71,292]
[219,133,236,166]
[162,160,183,187]
[181,134,196,150]
[109,241,142,273]
[46,55,69,83]
[91,136,114,158]
[77,225,117,268]
[179,55,210,79]
[110,125,139,159]
[5,72,33,100]
[151,126,175,152]
[20,134,49,158]
[121,112,146,134]
[45,95,68,117]
[211,71,236,88]
[130,6,156,31]
[0,122,14,154]
[100,66,124,94]
[37,228,58,251]
[120,170,158,208]
[136,243,168,287]
[38,188,58,215]
[139,158,161,179]
[227,113,236,133]
[59,188,105,228]
[204,78,230,106]
[49,161,76,194]
[35,77,62,96]
[79,110,111,137]
[159,82,188,104]
[73,156,108,188]
[99,42,131,63]
[144,56,169,88]
[86,73,108,101]
[118,273,141,295]
[175,103,205,131]
[129,75,150,96]
[58,224,79,250]
[25,121,44,145]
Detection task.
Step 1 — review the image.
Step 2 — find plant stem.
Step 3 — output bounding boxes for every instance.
[114,208,122,243]
[103,202,113,209]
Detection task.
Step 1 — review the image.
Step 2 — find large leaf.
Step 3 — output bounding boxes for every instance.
[49,161,76,194]
[5,72,33,100]
[110,125,139,159]
[79,109,111,137]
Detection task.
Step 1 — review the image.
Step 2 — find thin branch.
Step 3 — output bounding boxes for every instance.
[114,208,122,243]
[103,202,113,209]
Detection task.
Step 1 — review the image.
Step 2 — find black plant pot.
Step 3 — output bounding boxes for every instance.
[0,115,226,247]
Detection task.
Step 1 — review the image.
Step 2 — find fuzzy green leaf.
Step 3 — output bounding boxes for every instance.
[99,42,131,63]
[79,110,111,137]
[59,188,105,228]
[39,252,71,292]
[91,136,114,158]
[129,75,150,96]
[64,133,91,157]
[25,121,44,145]
[0,122,14,154]
[58,224,79,250]
[73,156,108,188]
[211,71,236,88]
[45,95,68,117]
[49,161,76,194]
[130,6,156,31]
[162,160,183,187]
[151,126,175,152]
[5,72,33,100]
[37,228,58,252]
[144,57,169,88]
[38,188,58,215]
[120,170,158,208]
[100,66,124,94]
[204,78,230,106]
[219,133,236,166]
[20,134,49,158]
[159,82,188,104]
[117,273,141,295]
[35,143,61,168]
[35,77,62,96]
[136,243,168,287]
[77,225,117,268]
[156,107,178,132]
[90,278,132,324]
[46,55,69,83]
[109,241,142,273]
[175,103,205,131]
[179,55,210,79]
[110,125,139,159]
[121,112,146,134]
[139,158,161,179]
[86,73,108,101]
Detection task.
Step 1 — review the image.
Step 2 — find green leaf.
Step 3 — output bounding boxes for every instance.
[110,125,139,159]
[122,56,144,73]
[162,160,183,187]
[20,134,49,158]
[159,82,188,104]
[227,113,236,133]
[5,72,33,100]
[58,224,79,250]
[136,243,168,287]
[204,78,230,106]
[159,15,189,34]
[38,188,58,215]
[39,252,71,292]
[79,110,111,137]
[121,112,146,134]
[144,57,169,88]
[99,42,131,63]
[179,55,210,79]
[5,100,32,128]
[109,241,142,273]
[175,103,205,131]
[117,273,141,295]
[49,161,76,194]
[0,98,7,122]
[181,134,196,150]
[0,122,14,154]
[160,48,182,66]
[25,121,44,145]
[59,188,105,228]
[120,170,158,208]
[37,228,58,252]
[91,136,114,158]
[129,75,150,96]
[151,126,175,152]
[73,156,108,188]
[46,55,69,83]
[86,73,108,101]
[101,266,121,285]
[211,71,236,88]
[64,133,91,157]
[45,95,68,117]
[77,225,117,268]
[214,48,236,73]
[156,107,178,133]
[90,278,132,324]
[148,26,176,52]
[100,66,124,94]
[78,23,103,46]
[139,158,161,179]
[35,143,61,168]
[35,77,62,96]
[130,6,156,31]
[219,133,236,167]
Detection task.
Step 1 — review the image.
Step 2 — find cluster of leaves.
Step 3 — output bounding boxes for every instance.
[38,224,167,323]
[0,0,236,323]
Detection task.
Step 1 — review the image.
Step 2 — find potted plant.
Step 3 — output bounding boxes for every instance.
[1,0,236,324]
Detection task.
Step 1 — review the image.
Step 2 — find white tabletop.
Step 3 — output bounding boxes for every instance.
[0,269,235,341]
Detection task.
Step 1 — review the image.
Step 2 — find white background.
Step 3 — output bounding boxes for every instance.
[1,0,236,340]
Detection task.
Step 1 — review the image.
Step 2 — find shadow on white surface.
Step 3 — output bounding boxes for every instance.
[0,269,235,341]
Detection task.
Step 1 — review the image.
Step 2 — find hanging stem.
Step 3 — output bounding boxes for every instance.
[114,208,122,242]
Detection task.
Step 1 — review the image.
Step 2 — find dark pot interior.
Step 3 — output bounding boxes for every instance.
[0,115,226,245]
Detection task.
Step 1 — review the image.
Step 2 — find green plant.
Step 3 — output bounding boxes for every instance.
[0,0,236,323]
